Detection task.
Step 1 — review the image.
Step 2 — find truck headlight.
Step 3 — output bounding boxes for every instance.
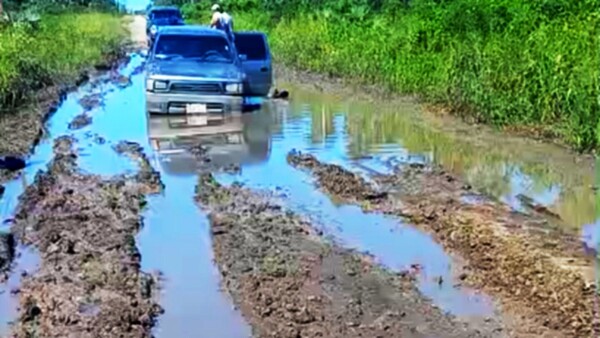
[225,83,242,94]
[146,79,168,91]
[154,80,168,90]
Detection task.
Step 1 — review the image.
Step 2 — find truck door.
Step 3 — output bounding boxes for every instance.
[234,32,273,97]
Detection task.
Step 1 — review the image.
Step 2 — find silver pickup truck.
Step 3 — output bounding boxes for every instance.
[145,26,272,126]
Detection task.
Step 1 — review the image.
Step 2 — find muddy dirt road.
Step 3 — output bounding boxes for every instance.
[0,11,598,338]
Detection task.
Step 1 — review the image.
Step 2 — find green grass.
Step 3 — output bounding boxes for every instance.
[183,0,600,151]
[0,12,125,112]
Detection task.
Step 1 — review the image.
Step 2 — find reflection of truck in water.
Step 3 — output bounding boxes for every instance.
[147,112,271,176]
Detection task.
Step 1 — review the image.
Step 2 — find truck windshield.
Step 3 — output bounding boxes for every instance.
[154,35,233,63]
[152,10,181,20]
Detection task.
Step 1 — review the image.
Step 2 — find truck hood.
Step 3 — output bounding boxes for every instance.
[148,60,243,80]
[151,18,184,26]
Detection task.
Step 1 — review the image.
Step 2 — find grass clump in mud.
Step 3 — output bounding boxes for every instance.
[287,150,599,337]
[195,172,504,337]
[9,136,162,337]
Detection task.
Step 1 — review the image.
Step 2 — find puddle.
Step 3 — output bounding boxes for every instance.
[180,83,593,317]
[210,109,495,318]
[0,245,38,334]
[272,84,598,242]
[138,174,250,337]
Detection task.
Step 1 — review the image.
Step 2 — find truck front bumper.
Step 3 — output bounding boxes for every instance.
[146,92,244,115]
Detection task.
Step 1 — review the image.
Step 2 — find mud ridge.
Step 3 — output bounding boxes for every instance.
[8,136,162,337]
[68,113,93,130]
[0,232,15,278]
[113,141,164,194]
[195,173,505,337]
[287,150,599,337]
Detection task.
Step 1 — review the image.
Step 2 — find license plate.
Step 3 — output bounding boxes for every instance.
[187,114,208,126]
[186,103,207,114]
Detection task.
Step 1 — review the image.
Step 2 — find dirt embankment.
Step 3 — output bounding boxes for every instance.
[0,23,132,190]
[287,150,599,337]
[7,137,162,337]
[196,173,506,338]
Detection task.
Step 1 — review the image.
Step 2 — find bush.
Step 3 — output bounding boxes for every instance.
[0,12,124,112]
[185,0,600,151]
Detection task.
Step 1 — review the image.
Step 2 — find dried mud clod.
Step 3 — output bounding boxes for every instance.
[68,112,92,130]
[195,173,504,337]
[10,137,162,337]
[286,151,599,337]
[114,141,164,194]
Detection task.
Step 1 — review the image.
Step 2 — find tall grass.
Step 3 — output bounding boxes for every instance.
[184,0,600,151]
[0,12,124,112]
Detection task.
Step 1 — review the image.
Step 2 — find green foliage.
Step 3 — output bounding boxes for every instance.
[187,0,600,151]
[3,0,117,16]
[0,13,124,112]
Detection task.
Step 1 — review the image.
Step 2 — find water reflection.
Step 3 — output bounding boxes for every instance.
[147,114,270,175]
[278,83,597,243]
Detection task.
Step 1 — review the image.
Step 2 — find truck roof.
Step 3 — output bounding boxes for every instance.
[148,6,181,12]
[158,25,228,38]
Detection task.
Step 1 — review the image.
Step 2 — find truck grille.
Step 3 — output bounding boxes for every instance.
[170,83,222,94]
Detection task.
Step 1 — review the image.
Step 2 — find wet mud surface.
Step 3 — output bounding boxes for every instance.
[7,136,162,337]
[68,113,93,130]
[0,233,15,277]
[196,173,505,338]
[287,151,599,337]
[113,141,164,194]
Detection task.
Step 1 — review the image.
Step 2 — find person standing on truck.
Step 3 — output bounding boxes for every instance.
[210,4,234,41]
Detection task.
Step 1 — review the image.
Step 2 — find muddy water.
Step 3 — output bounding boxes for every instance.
[210,105,496,319]
[265,83,598,248]
[73,55,251,337]
[203,83,596,317]
[0,52,251,337]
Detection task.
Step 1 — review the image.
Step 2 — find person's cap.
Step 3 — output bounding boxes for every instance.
[211,4,220,11]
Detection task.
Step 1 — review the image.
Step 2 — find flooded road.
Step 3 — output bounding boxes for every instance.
[0,10,596,337]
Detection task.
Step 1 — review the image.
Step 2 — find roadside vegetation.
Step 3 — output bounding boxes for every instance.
[0,0,125,114]
[181,0,600,151]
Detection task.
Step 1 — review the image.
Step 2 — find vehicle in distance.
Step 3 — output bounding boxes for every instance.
[146,6,184,47]
[145,26,247,124]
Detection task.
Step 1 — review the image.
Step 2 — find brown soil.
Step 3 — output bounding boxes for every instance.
[7,136,162,337]
[196,173,507,338]
[287,151,599,337]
